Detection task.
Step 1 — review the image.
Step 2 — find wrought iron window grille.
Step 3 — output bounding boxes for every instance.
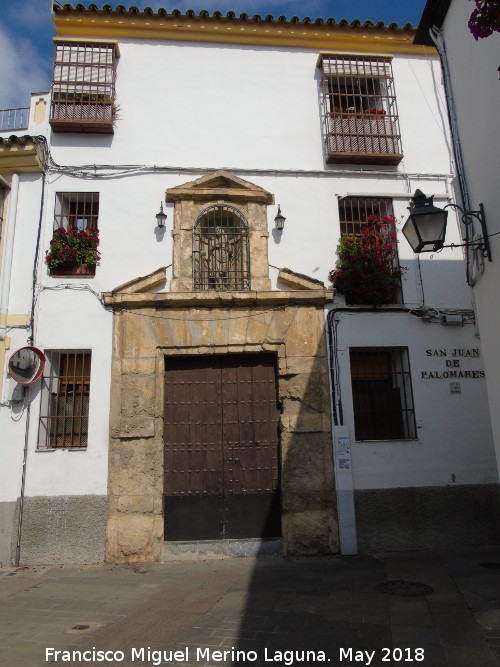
[193,204,250,291]
[338,196,403,304]
[50,42,117,133]
[320,55,403,165]
[49,192,99,276]
[349,347,417,441]
[38,351,92,449]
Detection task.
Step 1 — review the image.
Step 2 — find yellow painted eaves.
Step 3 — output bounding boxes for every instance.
[0,138,43,174]
[54,13,433,56]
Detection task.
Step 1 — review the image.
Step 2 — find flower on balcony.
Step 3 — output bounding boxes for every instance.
[369,108,387,115]
[329,215,402,306]
[468,0,500,39]
[45,226,100,270]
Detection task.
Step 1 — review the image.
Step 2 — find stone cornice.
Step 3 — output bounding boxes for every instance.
[103,289,334,309]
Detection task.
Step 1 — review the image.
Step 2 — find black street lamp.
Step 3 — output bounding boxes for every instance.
[402,189,448,253]
[402,189,491,262]
[155,202,167,228]
[274,205,286,231]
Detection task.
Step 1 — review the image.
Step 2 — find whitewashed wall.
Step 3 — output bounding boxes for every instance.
[333,310,495,489]
[1,175,44,505]
[440,0,500,482]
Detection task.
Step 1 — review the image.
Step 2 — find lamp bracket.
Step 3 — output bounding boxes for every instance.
[443,203,491,261]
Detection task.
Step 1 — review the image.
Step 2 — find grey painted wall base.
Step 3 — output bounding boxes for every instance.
[0,501,17,566]
[355,484,500,552]
[19,495,108,565]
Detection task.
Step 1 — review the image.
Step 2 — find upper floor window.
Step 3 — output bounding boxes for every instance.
[50,41,118,134]
[38,351,92,450]
[46,192,99,276]
[193,204,250,291]
[331,197,402,305]
[339,196,394,235]
[320,54,402,165]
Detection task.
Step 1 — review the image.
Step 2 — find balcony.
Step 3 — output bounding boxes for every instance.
[326,112,403,165]
[50,94,114,134]
[49,41,118,134]
[0,107,29,132]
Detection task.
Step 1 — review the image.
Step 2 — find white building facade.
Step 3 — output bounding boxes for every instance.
[0,4,498,564]
[415,0,500,532]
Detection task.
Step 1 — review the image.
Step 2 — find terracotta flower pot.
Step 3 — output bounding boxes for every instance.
[49,263,96,277]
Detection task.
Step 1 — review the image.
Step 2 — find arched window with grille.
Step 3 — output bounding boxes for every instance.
[193,204,250,291]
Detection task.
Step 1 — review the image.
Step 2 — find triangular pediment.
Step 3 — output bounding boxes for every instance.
[166,169,274,204]
[278,268,327,291]
[108,267,167,295]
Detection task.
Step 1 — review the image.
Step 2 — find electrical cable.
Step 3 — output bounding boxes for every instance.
[28,168,46,344]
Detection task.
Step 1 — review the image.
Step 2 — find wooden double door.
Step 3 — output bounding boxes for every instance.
[164,354,281,540]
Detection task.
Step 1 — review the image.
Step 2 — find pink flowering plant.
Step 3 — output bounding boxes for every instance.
[468,0,500,39]
[329,215,402,306]
[45,226,100,270]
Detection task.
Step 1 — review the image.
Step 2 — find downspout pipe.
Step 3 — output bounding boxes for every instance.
[428,27,471,213]
[428,26,479,284]
[0,173,20,339]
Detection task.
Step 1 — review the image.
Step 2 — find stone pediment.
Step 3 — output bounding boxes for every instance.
[277,268,326,291]
[109,267,167,295]
[166,169,274,204]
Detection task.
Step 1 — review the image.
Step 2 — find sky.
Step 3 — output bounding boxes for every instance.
[0,0,428,109]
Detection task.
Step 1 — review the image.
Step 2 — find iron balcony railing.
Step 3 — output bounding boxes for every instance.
[0,107,29,132]
[320,54,403,165]
[325,111,403,165]
[50,42,118,133]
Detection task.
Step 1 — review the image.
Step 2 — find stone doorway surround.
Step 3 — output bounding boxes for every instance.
[102,171,337,563]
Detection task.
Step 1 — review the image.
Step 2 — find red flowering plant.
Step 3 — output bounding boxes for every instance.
[468,0,500,39]
[328,215,402,306]
[45,226,100,271]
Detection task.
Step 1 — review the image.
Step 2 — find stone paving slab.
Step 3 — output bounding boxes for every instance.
[0,549,499,667]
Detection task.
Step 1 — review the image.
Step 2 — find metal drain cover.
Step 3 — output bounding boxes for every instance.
[480,562,500,569]
[375,580,434,597]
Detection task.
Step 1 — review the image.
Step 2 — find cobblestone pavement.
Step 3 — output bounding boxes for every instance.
[1,547,500,667]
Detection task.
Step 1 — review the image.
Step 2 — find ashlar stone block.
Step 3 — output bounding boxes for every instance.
[106,514,163,562]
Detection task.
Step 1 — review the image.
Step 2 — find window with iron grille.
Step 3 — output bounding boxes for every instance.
[338,196,402,303]
[320,54,402,165]
[193,204,250,291]
[350,347,416,441]
[50,41,118,133]
[38,351,91,449]
[47,192,99,276]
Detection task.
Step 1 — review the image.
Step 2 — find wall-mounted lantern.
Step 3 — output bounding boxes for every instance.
[402,189,491,261]
[402,189,448,253]
[274,205,286,231]
[155,202,167,228]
